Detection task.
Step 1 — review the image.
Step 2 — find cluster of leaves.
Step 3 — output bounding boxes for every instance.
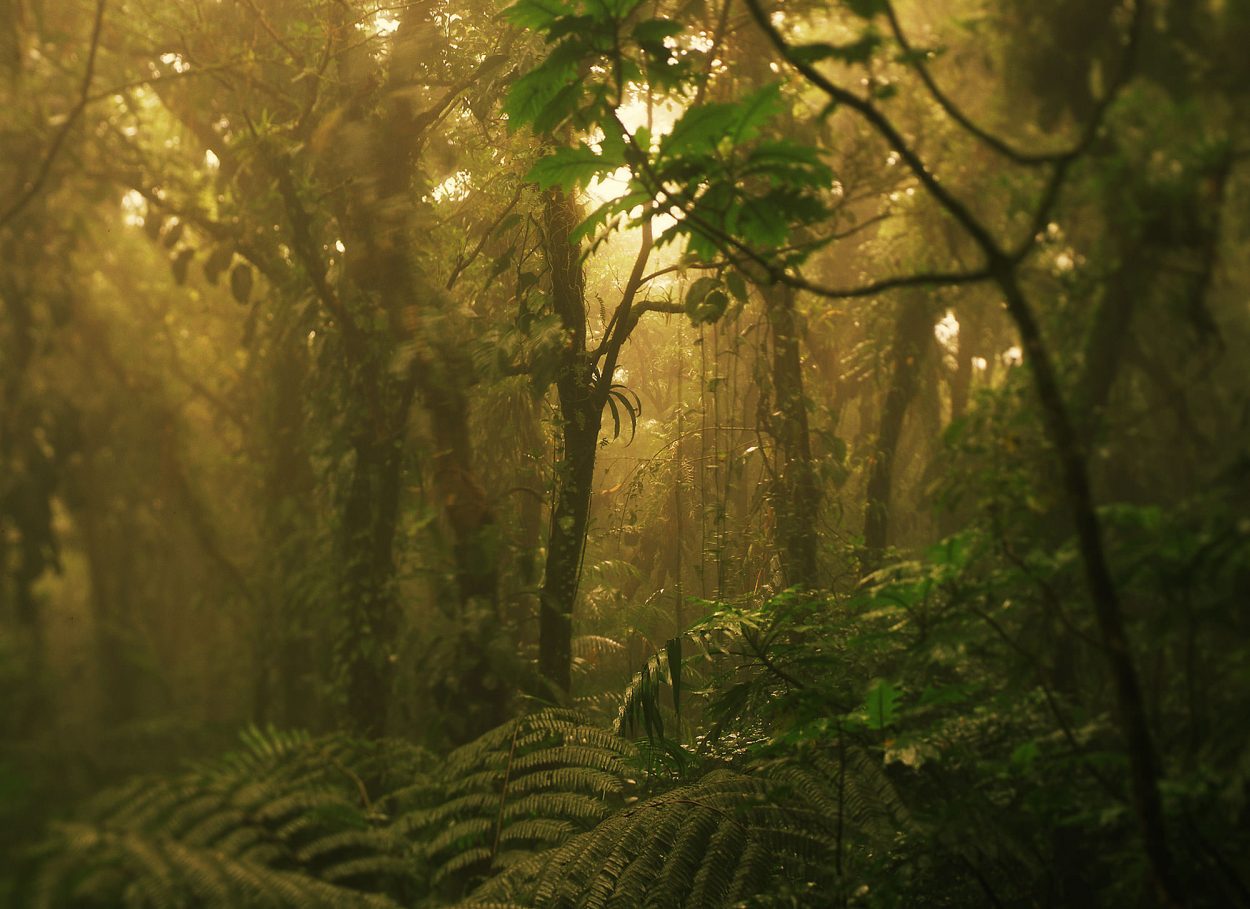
[505,0,833,261]
[18,672,920,909]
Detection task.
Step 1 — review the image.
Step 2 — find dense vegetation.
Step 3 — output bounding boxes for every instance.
[2,0,1248,905]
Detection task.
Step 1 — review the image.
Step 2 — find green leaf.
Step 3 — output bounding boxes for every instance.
[545,14,598,41]
[527,143,613,191]
[725,270,748,303]
[502,0,573,30]
[600,0,646,18]
[531,82,586,133]
[731,82,785,145]
[845,0,885,18]
[660,103,741,156]
[503,42,583,130]
[666,637,682,717]
[684,275,732,323]
[229,262,253,304]
[738,196,789,248]
[170,247,194,285]
[685,275,719,308]
[202,244,234,285]
[633,17,683,47]
[689,289,728,324]
[1011,741,1040,771]
[790,42,838,64]
[865,679,899,730]
[743,140,833,187]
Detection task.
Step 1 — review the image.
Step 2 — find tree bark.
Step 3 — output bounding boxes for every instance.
[536,187,599,699]
[337,368,415,737]
[762,284,820,587]
[863,296,933,566]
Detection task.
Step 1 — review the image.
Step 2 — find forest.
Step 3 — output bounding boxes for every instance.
[2,0,1249,905]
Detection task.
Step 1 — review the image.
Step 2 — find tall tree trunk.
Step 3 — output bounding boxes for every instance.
[538,405,600,699]
[536,187,599,699]
[762,284,820,587]
[949,302,986,424]
[508,399,546,630]
[863,296,933,566]
[77,493,139,726]
[338,368,415,737]
[425,379,509,742]
[320,5,505,733]
[257,326,319,728]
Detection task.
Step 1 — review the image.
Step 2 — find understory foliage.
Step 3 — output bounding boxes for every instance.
[23,482,1250,907]
[18,706,913,908]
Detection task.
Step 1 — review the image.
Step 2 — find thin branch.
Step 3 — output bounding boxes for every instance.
[882,1,1063,166]
[966,598,1121,799]
[446,184,525,290]
[0,0,108,230]
[638,259,729,287]
[84,60,245,104]
[590,207,656,376]
[235,0,304,65]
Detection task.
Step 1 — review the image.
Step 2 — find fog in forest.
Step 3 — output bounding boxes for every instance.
[2,0,1249,905]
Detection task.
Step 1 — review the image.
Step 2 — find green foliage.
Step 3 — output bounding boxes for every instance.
[392,709,639,889]
[19,726,424,908]
[18,711,642,907]
[504,0,832,269]
[464,768,839,908]
[6,1,1250,908]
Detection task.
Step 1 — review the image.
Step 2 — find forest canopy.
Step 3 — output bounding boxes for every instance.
[2,0,1249,906]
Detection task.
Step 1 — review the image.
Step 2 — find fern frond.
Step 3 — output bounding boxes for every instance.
[21,727,422,907]
[396,708,639,892]
[26,822,398,909]
[466,768,841,909]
